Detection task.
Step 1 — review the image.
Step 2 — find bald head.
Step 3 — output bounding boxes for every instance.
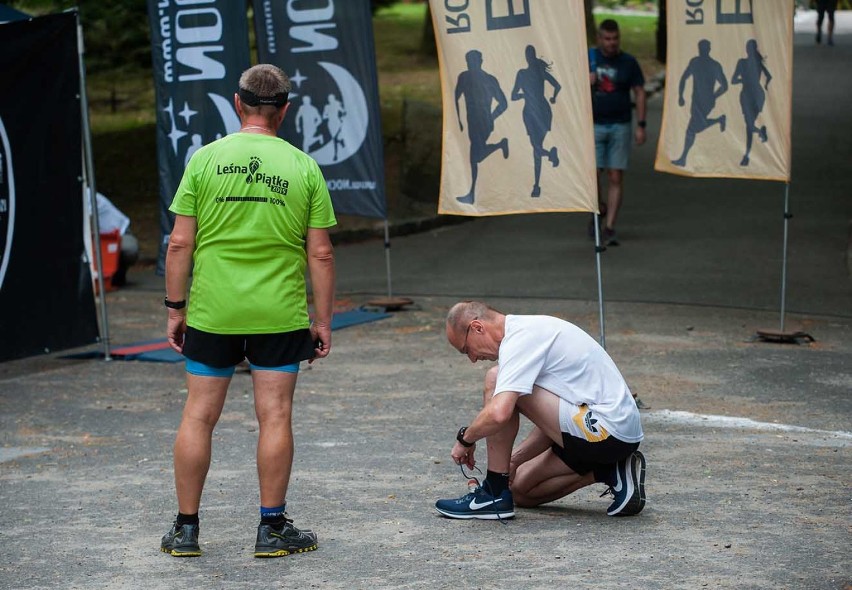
[446,301,505,362]
[446,301,496,333]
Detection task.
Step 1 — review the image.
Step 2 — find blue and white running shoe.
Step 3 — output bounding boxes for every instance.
[602,450,646,516]
[435,484,515,520]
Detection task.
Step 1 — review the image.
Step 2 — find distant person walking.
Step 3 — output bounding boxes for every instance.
[671,39,728,168]
[815,0,837,46]
[731,39,772,166]
[454,49,509,205]
[511,44,562,198]
[589,19,646,246]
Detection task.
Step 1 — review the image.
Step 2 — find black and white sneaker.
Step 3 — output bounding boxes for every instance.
[603,451,646,516]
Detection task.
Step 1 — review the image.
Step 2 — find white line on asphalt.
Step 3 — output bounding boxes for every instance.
[645,409,852,440]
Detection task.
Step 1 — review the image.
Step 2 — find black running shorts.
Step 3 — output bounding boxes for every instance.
[182,326,315,368]
[551,432,640,483]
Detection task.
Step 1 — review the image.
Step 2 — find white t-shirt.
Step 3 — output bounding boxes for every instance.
[494,315,643,443]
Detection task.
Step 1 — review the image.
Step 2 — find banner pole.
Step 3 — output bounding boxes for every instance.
[593,213,606,349]
[76,12,111,361]
[779,182,790,333]
[383,220,392,298]
[756,182,811,343]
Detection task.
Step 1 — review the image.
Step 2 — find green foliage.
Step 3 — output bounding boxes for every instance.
[10,0,151,74]
[595,0,656,9]
[371,0,397,14]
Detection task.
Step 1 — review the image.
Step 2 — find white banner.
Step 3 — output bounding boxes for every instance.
[655,1,792,181]
[430,0,597,216]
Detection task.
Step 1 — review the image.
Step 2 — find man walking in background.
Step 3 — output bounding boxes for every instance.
[589,19,646,246]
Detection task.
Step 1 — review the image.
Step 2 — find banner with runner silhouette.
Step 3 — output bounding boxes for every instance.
[0,13,99,361]
[147,0,251,273]
[430,0,596,216]
[253,1,387,219]
[655,3,792,181]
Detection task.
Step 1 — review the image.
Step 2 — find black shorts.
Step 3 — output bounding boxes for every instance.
[817,0,837,15]
[182,326,315,368]
[551,432,640,484]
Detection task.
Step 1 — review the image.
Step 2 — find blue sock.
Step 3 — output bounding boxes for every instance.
[260,504,286,525]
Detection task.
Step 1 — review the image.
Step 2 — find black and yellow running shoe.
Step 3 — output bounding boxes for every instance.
[160,522,202,557]
[254,517,317,558]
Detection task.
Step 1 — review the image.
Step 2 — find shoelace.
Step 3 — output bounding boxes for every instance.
[459,464,510,526]
[599,487,615,499]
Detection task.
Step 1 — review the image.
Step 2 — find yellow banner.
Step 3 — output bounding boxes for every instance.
[656,1,793,181]
[430,0,597,216]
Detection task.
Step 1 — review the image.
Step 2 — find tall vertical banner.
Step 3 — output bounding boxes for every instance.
[655,2,792,181]
[148,0,251,272]
[253,0,387,219]
[430,0,596,216]
[0,13,99,361]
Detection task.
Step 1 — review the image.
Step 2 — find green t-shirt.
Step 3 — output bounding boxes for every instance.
[169,133,336,334]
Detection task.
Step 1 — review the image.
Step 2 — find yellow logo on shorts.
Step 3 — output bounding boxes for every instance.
[572,404,610,442]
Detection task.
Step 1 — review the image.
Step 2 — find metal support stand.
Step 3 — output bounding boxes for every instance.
[756,182,813,344]
[366,219,413,312]
[593,213,606,349]
[77,12,111,360]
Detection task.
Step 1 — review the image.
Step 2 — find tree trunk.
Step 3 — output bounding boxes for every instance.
[421,3,437,58]
[584,0,596,47]
[656,0,667,63]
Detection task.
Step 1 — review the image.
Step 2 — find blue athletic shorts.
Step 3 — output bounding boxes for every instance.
[594,122,632,170]
[185,358,300,378]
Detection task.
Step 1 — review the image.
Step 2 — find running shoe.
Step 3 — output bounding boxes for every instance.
[602,451,646,516]
[254,517,318,558]
[160,522,202,557]
[435,484,515,520]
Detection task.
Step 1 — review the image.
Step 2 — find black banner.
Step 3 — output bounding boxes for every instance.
[254,0,387,219]
[0,12,99,362]
[147,0,251,273]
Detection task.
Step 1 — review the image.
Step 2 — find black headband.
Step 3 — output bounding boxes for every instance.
[238,87,288,107]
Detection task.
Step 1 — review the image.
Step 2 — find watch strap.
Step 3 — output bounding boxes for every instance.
[456,426,474,448]
[164,298,187,309]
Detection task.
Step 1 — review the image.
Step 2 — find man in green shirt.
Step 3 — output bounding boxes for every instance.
[160,64,336,559]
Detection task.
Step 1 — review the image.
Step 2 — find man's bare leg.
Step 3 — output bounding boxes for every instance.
[482,366,519,474]
[173,374,231,514]
[252,370,299,507]
[605,168,624,231]
[511,449,595,507]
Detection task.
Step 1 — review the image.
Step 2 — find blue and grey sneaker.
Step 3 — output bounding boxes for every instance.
[435,484,515,520]
[602,450,646,516]
[160,522,202,557]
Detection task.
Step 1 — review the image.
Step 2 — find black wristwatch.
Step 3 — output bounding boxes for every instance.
[637,120,647,129]
[456,426,474,448]
[164,297,186,309]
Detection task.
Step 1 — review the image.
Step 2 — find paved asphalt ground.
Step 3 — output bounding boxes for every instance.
[1,11,850,590]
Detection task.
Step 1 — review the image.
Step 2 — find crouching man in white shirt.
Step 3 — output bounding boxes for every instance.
[435,301,645,520]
